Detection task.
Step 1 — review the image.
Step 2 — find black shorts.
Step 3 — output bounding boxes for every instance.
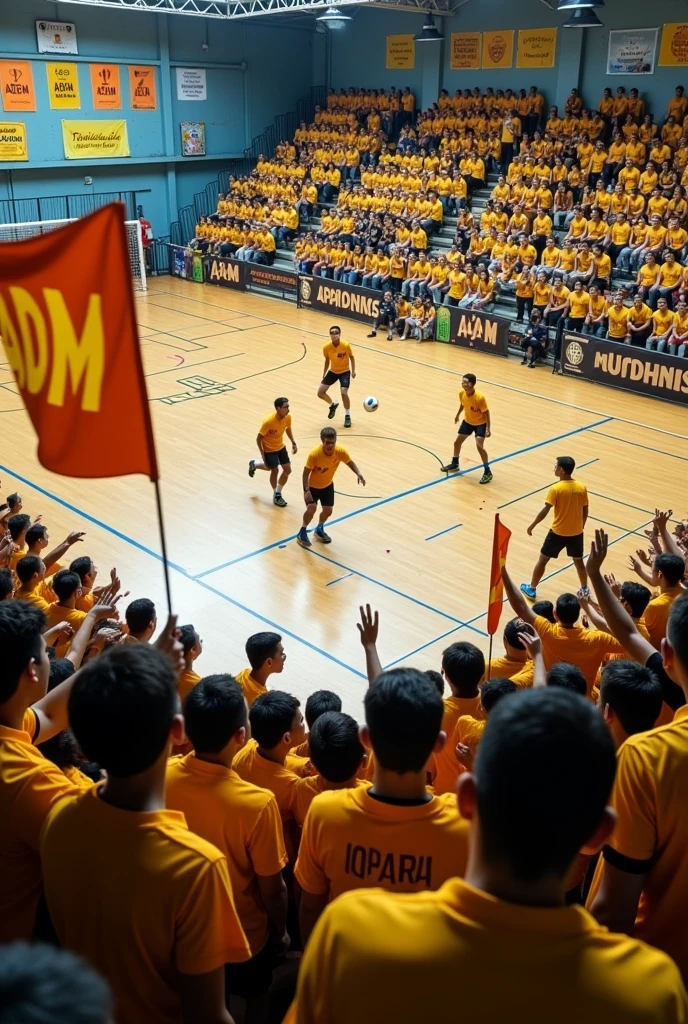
[264,447,290,468]
[306,483,335,507]
[541,530,584,559]
[225,942,275,1000]
[458,421,487,438]
[322,369,351,390]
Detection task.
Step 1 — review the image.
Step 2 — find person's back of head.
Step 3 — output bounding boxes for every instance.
[0,567,14,601]
[620,581,651,619]
[125,597,156,638]
[556,455,575,477]
[666,591,688,685]
[481,678,517,715]
[8,513,30,542]
[555,593,580,626]
[52,570,81,605]
[441,641,485,697]
[503,618,527,655]
[69,556,93,584]
[183,674,247,753]
[68,645,178,778]
[364,668,443,773]
[599,660,663,738]
[425,669,445,696]
[309,711,364,783]
[249,690,302,751]
[6,492,21,513]
[25,523,48,550]
[305,689,342,730]
[655,552,685,588]
[246,631,283,673]
[178,624,201,660]
[468,688,616,884]
[547,662,587,696]
[0,600,47,704]
[532,599,555,623]
[0,941,112,1024]
[15,555,44,586]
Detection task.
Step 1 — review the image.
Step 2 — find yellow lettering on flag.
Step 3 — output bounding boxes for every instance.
[62,119,130,159]
[386,34,415,70]
[0,121,28,161]
[482,30,514,70]
[47,62,80,109]
[90,63,121,110]
[517,27,557,68]
[658,23,688,66]
[450,33,481,70]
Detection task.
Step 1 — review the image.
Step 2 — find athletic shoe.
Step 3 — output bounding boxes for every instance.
[344,415,352,428]
[528,361,536,368]
[273,494,287,507]
[248,459,256,478]
[520,583,537,600]
[386,332,393,341]
[479,471,493,484]
[328,402,339,420]
[367,330,377,337]
[297,528,312,548]
[315,527,332,544]
[521,356,528,365]
[441,463,460,473]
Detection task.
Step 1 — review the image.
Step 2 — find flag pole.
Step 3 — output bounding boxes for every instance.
[153,479,173,616]
[486,634,493,681]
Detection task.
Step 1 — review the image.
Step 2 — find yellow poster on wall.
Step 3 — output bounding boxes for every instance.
[517,27,557,68]
[482,30,514,70]
[90,63,121,110]
[450,33,481,70]
[0,61,36,112]
[62,119,130,159]
[47,62,80,109]
[386,34,415,70]
[658,23,688,66]
[0,121,28,160]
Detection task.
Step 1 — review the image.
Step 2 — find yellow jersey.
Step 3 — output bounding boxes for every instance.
[323,340,352,373]
[545,479,588,536]
[305,445,351,488]
[258,412,291,453]
[459,389,488,426]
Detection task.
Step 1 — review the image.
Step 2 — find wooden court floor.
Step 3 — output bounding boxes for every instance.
[1,277,686,716]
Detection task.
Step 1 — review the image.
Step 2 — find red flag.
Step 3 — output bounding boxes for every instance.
[487,513,512,636]
[0,203,157,480]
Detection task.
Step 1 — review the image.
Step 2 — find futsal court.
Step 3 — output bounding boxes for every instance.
[1,276,684,715]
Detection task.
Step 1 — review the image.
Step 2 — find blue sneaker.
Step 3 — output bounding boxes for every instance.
[297,528,311,549]
[520,583,537,600]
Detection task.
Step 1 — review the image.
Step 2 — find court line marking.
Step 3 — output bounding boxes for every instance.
[425,522,463,541]
[590,431,688,463]
[153,288,688,442]
[498,458,600,510]
[145,352,245,378]
[588,515,653,538]
[0,461,367,681]
[383,624,466,670]
[588,491,678,520]
[325,572,354,587]
[195,416,613,579]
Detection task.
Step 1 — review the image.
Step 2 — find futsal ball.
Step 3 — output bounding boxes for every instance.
[363,396,379,412]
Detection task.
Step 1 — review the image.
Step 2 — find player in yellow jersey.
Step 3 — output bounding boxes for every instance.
[249,397,297,507]
[441,374,492,484]
[297,427,365,548]
[317,325,356,428]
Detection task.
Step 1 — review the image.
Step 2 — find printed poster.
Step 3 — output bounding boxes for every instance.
[129,66,157,109]
[658,23,688,66]
[482,31,514,70]
[36,20,78,54]
[0,121,28,161]
[386,35,415,70]
[181,121,206,156]
[46,63,81,109]
[176,68,207,101]
[0,61,36,112]
[517,28,557,68]
[62,119,130,159]
[450,33,481,70]
[90,64,121,110]
[607,28,658,74]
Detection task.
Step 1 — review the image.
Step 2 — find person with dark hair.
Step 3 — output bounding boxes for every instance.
[547,662,587,696]
[425,669,445,696]
[166,674,289,1017]
[288,688,686,1024]
[123,597,156,642]
[455,677,518,768]
[7,513,31,571]
[24,524,85,585]
[644,552,686,649]
[14,554,51,611]
[599,660,663,747]
[178,624,203,703]
[533,598,556,622]
[69,559,120,614]
[6,491,22,514]
[441,373,493,484]
[297,426,366,549]
[431,640,485,795]
[0,942,112,1024]
[232,690,306,823]
[0,566,14,601]
[293,712,366,827]
[45,571,89,657]
[41,645,248,1024]
[235,631,286,707]
[520,457,589,600]
[248,397,298,508]
[317,325,356,428]
[295,668,470,944]
[483,617,531,684]
[291,690,343,760]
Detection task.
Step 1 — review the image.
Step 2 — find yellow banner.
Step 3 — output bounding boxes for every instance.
[517,27,557,68]
[386,34,415,70]
[0,121,28,160]
[0,61,36,112]
[658,23,688,66]
[450,33,481,70]
[90,63,121,110]
[482,30,514,69]
[62,119,130,159]
[47,62,80,109]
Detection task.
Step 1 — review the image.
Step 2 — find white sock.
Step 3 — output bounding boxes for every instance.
[254,459,265,469]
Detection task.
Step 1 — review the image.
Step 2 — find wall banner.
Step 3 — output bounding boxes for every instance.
[36,20,78,54]
[561,334,688,406]
[0,61,37,113]
[176,68,207,101]
[450,33,481,70]
[658,23,688,66]
[47,63,81,109]
[435,305,509,357]
[129,66,157,110]
[204,255,247,290]
[90,64,121,110]
[607,28,658,75]
[297,276,380,324]
[62,119,130,159]
[517,28,557,69]
[0,121,28,161]
[482,31,514,70]
[386,34,415,70]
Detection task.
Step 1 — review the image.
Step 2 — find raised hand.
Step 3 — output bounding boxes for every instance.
[357,604,379,647]
[586,528,609,576]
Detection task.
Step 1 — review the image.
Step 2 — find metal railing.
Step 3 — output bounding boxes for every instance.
[0,189,146,226]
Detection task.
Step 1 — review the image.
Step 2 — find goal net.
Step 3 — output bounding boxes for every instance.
[0,217,147,291]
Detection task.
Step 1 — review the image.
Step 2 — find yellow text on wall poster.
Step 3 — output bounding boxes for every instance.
[482,30,514,69]
[47,63,80,109]
[89,64,121,110]
[386,34,415,70]
[0,121,28,161]
[62,119,130,159]
[517,27,557,68]
[658,23,688,66]
[450,33,481,70]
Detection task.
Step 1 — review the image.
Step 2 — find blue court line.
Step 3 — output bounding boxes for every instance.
[425,522,463,541]
[539,518,655,587]
[383,624,467,670]
[0,461,367,681]
[588,491,676,521]
[590,431,688,463]
[588,515,652,538]
[303,546,488,636]
[325,572,354,587]
[498,458,600,511]
[195,416,614,579]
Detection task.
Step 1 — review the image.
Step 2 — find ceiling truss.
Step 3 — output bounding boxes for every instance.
[41,0,460,20]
